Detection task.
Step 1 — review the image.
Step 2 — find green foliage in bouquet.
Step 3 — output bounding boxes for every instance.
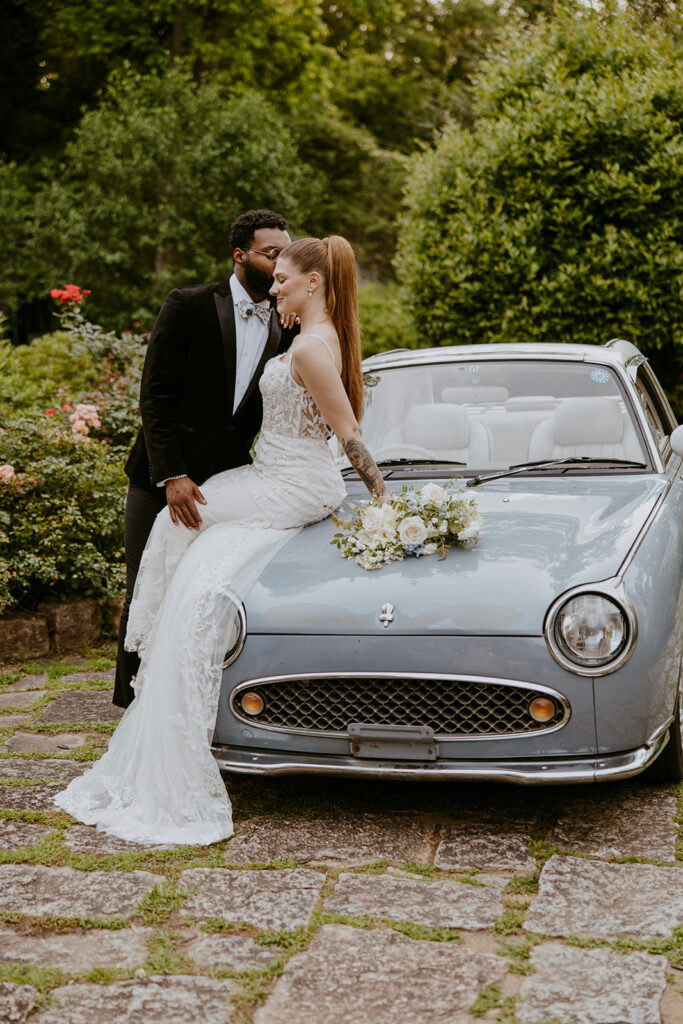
[0,416,127,614]
[397,6,683,413]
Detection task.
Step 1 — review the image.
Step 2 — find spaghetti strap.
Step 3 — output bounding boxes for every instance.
[299,333,337,364]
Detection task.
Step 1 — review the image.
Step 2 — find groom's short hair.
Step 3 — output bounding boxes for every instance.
[230,209,289,253]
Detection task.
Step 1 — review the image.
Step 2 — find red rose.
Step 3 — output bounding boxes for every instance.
[45,408,55,416]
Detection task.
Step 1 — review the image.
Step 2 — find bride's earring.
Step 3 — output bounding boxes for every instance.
[307,283,314,296]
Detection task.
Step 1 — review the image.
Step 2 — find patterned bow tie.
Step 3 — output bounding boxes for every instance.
[237,299,271,326]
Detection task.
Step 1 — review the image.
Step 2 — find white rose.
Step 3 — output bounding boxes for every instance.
[361,505,384,532]
[420,483,445,503]
[398,515,428,546]
[423,542,438,555]
[380,504,398,531]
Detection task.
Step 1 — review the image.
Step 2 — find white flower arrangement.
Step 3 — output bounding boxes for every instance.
[331,482,482,570]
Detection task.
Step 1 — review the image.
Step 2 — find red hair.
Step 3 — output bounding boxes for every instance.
[282,235,363,421]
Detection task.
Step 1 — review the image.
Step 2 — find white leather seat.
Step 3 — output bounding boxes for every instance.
[403,403,491,464]
[527,397,642,462]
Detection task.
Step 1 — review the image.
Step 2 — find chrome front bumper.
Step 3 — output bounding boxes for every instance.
[212,723,670,785]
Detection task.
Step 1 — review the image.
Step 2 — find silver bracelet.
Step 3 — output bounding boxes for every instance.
[157,474,188,487]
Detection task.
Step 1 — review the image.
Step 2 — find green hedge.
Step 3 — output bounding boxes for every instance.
[397,8,683,413]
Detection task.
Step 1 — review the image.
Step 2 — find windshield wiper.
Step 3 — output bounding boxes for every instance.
[467,457,648,488]
[341,458,466,478]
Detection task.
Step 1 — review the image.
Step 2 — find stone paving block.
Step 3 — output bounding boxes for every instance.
[0,715,34,727]
[0,864,164,918]
[57,670,115,684]
[253,923,507,1024]
[0,759,87,783]
[435,824,535,873]
[37,691,123,724]
[180,867,324,930]
[0,690,48,709]
[64,825,176,854]
[0,923,152,970]
[325,872,502,929]
[225,812,436,866]
[186,932,283,971]
[544,785,677,861]
[524,855,683,938]
[32,975,238,1024]
[6,732,89,754]
[0,820,52,849]
[0,981,38,1024]
[0,783,64,811]
[4,674,48,692]
[519,942,668,1024]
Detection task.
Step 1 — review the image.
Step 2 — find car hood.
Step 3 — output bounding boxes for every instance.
[244,476,665,636]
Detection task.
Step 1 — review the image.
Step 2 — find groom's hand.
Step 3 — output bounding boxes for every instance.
[166,476,207,530]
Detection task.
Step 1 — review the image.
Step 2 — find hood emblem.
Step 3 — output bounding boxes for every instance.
[379,603,395,628]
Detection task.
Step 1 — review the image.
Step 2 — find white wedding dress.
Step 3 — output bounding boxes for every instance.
[54,344,346,845]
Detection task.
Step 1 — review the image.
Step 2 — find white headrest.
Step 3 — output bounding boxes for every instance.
[554,398,624,445]
[405,404,469,449]
[442,386,509,404]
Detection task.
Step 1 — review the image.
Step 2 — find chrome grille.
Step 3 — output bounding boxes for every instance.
[232,676,567,737]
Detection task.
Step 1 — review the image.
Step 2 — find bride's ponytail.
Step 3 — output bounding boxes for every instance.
[281,235,364,421]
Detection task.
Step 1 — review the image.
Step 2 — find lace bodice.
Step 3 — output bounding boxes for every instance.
[260,350,332,440]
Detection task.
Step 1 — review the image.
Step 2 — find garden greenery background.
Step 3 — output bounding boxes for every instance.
[0,0,681,616]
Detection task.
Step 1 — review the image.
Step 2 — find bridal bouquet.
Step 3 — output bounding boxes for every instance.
[331,482,482,570]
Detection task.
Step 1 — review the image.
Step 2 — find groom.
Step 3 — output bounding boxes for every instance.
[113,208,295,708]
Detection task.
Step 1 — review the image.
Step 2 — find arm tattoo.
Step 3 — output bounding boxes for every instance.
[343,437,386,499]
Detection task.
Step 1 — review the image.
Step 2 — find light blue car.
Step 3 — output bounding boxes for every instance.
[213,341,683,784]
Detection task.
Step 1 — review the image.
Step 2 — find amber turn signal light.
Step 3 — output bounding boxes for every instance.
[528,697,556,723]
[240,691,265,716]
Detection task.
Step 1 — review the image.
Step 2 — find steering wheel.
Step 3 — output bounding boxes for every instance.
[372,444,439,462]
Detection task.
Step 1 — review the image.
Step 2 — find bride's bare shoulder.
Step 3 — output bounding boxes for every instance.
[291,333,341,373]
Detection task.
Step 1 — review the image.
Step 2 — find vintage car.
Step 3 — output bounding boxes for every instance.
[212,341,683,784]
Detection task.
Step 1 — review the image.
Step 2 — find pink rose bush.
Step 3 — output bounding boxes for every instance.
[332,481,482,570]
[0,464,15,482]
[69,403,101,438]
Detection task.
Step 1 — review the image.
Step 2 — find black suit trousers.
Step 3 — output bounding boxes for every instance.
[113,484,167,708]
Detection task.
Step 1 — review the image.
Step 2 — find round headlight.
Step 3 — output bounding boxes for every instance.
[554,593,628,667]
[223,600,246,668]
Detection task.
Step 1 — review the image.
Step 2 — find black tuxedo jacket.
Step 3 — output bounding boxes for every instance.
[125,280,295,491]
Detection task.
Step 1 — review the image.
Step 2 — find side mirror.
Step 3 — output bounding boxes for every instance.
[670,425,683,457]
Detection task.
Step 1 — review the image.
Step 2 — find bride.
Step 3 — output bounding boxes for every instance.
[54,235,388,846]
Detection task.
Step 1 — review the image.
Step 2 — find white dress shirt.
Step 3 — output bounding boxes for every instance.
[230,273,271,414]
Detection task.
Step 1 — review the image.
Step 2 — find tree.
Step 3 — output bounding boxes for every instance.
[32,69,313,330]
[397,7,683,402]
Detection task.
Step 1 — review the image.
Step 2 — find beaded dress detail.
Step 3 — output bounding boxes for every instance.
[54,343,345,845]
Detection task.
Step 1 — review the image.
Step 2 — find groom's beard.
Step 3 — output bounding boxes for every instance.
[242,259,274,300]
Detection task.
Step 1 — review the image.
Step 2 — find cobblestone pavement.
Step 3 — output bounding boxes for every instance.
[1,650,682,1024]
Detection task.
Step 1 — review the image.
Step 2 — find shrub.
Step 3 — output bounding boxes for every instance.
[397,7,683,412]
[0,303,146,447]
[359,281,417,358]
[0,416,127,614]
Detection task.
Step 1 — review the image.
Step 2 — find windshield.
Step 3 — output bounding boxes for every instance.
[344,359,649,474]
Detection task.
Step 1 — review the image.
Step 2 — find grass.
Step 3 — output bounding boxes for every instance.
[566,924,683,965]
[493,902,530,936]
[134,878,193,926]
